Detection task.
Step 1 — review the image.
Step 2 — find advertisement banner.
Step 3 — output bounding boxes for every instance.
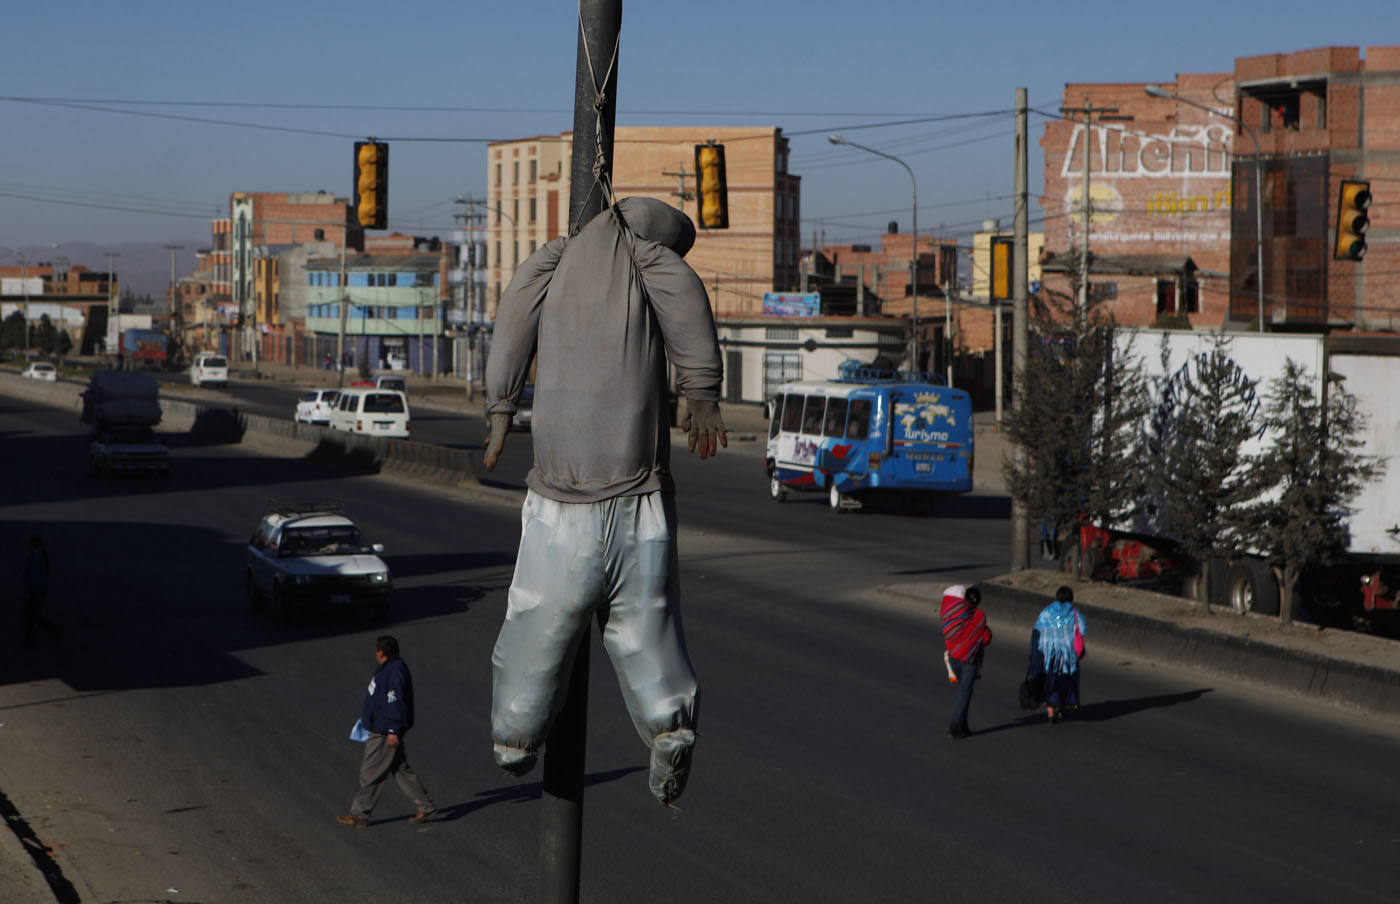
[762,292,820,318]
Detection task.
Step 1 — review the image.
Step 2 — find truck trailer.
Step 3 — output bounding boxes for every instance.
[1061,330,1400,628]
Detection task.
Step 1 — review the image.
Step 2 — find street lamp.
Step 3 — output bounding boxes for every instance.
[1145,84,1266,333]
[827,134,934,379]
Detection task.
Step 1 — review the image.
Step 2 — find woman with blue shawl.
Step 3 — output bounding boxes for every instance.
[1029,585,1086,723]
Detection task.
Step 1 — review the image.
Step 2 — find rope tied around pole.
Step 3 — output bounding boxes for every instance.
[571,2,621,235]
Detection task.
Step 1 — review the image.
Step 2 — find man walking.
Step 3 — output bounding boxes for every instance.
[941,585,991,739]
[338,636,437,826]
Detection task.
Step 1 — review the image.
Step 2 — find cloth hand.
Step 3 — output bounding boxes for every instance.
[483,412,511,470]
[681,399,727,460]
[386,733,400,748]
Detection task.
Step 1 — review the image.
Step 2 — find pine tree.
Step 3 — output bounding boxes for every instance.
[1003,277,1148,566]
[1145,333,1261,605]
[0,311,24,351]
[1248,359,1383,624]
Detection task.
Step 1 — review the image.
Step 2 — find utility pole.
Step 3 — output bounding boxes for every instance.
[165,244,183,358]
[18,255,30,355]
[1061,96,1118,313]
[662,163,694,217]
[105,252,120,360]
[1012,88,1031,570]
[336,242,349,387]
[455,196,485,400]
[541,3,619,901]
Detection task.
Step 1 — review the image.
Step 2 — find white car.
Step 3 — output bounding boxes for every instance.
[295,389,340,425]
[189,354,229,388]
[21,362,57,381]
[327,387,410,438]
[245,501,391,622]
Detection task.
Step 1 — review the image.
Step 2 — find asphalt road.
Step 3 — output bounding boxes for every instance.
[2,390,1399,903]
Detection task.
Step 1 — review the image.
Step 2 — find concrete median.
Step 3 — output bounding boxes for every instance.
[0,370,479,487]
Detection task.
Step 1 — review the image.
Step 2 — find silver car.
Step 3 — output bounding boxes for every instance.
[21,362,57,381]
[294,389,339,425]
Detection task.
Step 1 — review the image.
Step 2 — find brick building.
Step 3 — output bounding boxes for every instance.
[304,233,451,374]
[1230,46,1400,331]
[485,126,801,318]
[224,191,359,363]
[1040,45,1400,335]
[1,261,117,353]
[1040,73,1235,327]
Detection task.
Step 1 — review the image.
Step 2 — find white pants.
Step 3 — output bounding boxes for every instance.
[491,490,699,781]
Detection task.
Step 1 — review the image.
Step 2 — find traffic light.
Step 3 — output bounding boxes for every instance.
[694,143,729,229]
[990,236,1013,301]
[1334,179,1370,261]
[354,140,389,230]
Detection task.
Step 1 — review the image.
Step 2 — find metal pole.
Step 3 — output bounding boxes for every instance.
[1079,96,1091,314]
[165,244,182,357]
[1247,127,1265,332]
[105,252,120,362]
[336,243,349,387]
[20,257,30,355]
[1011,87,1031,571]
[542,3,619,902]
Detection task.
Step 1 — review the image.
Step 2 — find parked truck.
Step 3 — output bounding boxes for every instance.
[1061,330,1400,629]
[104,325,169,371]
[81,370,169,478]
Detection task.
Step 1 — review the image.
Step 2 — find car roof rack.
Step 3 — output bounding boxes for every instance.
[268,497,344,517]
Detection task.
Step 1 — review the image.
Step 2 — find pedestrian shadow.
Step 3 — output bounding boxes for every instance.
[973,688,1213,735]
[421,766,647,822]
[1066,688,1214,722]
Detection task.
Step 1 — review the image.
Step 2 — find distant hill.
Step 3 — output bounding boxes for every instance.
[11,240,208,310]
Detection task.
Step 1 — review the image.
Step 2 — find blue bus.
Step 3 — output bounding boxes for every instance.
[764,364,974,512]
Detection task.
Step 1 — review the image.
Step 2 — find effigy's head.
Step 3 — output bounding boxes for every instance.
[618,197,696,257]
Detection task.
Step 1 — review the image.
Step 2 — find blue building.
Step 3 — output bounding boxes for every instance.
[305,241,448,374]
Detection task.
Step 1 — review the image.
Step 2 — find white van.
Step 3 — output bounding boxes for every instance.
[189,353,229,388]
[328,387,411,438]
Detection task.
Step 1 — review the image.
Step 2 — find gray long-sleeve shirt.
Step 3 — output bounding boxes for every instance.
[485,198,723,503]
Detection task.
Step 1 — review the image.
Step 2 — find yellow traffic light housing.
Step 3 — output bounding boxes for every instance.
[990,236,1013,301]
[1334,179,1370,261]
[354,140,389,230]
[694,143,729,229]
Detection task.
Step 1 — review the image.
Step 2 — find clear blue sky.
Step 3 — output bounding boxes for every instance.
[2,0,1397,259]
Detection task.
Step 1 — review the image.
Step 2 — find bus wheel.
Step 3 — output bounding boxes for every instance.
[829,483,846,513]
[1224,560,1280,616]
[769,475,787,502]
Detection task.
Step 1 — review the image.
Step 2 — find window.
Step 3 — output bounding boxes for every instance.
[822,397,848,438]
[766,326,798,341]
[495,241,501,266]
[1155,279,1177,315]
[529,160,537,182]
[513,161,519,184]
[769,396,784,439]
[363,394,406,413]
[495,163,501,188]
[801,396,825,435]
[846,399,872,440]
[529,198,537,222]
[529,240,537,255]
[513,199,519,223]
[781,393,804,433]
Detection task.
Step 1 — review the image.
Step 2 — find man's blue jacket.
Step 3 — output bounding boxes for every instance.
[361,656,415,736]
